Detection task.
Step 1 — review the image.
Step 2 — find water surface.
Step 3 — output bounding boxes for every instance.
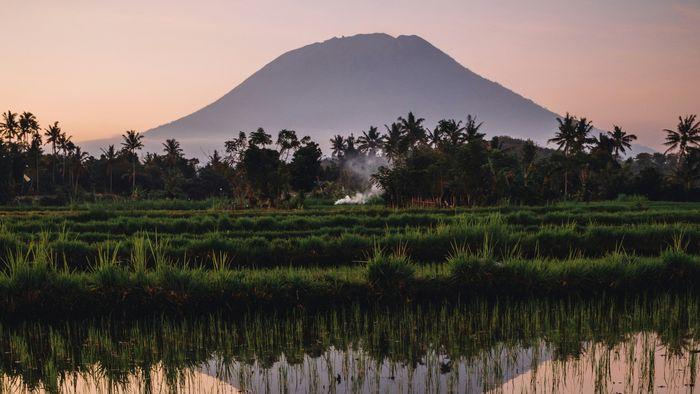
[1,296,698,393]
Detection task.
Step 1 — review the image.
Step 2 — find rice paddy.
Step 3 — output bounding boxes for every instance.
[1,295,699,392]
[2,200,700,391]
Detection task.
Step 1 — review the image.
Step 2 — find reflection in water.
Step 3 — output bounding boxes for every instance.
[0,295,699,393]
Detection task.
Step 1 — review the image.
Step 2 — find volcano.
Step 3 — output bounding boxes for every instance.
[86,33,566,155]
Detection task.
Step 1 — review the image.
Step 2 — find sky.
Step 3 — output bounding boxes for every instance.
[1,0,699,150]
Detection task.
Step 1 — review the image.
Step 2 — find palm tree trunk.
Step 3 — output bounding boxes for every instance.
[132,159,136,196]
[51,144,56,184]
[35,152,39,194]
[74,172,80,197]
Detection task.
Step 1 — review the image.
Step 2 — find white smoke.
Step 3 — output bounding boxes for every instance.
[334,185,382,205]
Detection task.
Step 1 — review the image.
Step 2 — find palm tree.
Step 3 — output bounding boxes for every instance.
[383,123,404,162]
[548,113,578,155]
[162,138,183,164]
[436,119,464,147]
[664,115,700,160]
[345,134,358,157]
[357,126,383,157]
[70,146,89,197]
[0,111,18,143]
[100,145,118,194]
[548,113,579,198]
[44,122,62,183]
[330,135,346,158]
[572,117,594,153]
[427,126,443,149]
[121,130,144,195]
[674,148,700,194]
[58,132,72,183]
[29,131,42,193]
[18,112,39,149]
[463,115,485,143]
[607,125,637,158]
[397,112,426,149]
[594,132,615,155]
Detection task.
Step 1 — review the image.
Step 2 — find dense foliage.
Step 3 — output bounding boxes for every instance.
[2,110,700,206]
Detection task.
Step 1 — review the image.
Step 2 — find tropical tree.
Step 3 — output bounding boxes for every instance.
[330,135,346,158]
[121,130,144,195]
[289,139,322,192]
[572,117,594,153]
[427,126,443,149]
[548,113,580,198]
[674,148,700,194]
[162,139,183,165]
[18,112,39,148]
[436,119,464,147]
[58,132,72,183]
[0,111,18,143]
[70,146,89,197]
[276,129,300,160]
[357,126,383,157]
[463,115,485,143]
[548,113,578,155]
[44,122,61,183]
[249,127,272,148]
[521,140,538,186]
[28,131,42,192]
[100,145,118,194]
[664,115,700,160]
[397,112,426,149]
[608,125,637,158]
[344,134,358,158]
[224,131,247,165]
[383,123,404,161]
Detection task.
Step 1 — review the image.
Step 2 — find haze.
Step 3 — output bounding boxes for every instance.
[2,0,699,150]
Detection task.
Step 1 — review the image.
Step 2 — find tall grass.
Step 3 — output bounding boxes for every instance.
[0,243,697,319]
[365,246,415,293]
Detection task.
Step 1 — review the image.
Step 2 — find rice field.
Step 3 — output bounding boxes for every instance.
[2,200,700,391]
[0,200,699,318]
[2,200,700,269]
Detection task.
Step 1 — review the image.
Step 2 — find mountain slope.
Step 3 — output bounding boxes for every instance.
[84,33,567,155]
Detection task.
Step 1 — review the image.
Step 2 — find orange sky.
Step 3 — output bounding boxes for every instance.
[2,0,699,150]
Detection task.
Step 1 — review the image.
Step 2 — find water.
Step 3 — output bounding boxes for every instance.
[1,295,698,393]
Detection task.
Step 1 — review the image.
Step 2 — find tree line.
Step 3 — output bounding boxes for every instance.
[1,109,699,206]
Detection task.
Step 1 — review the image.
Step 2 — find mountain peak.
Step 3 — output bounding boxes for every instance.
[86,33,563,156]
